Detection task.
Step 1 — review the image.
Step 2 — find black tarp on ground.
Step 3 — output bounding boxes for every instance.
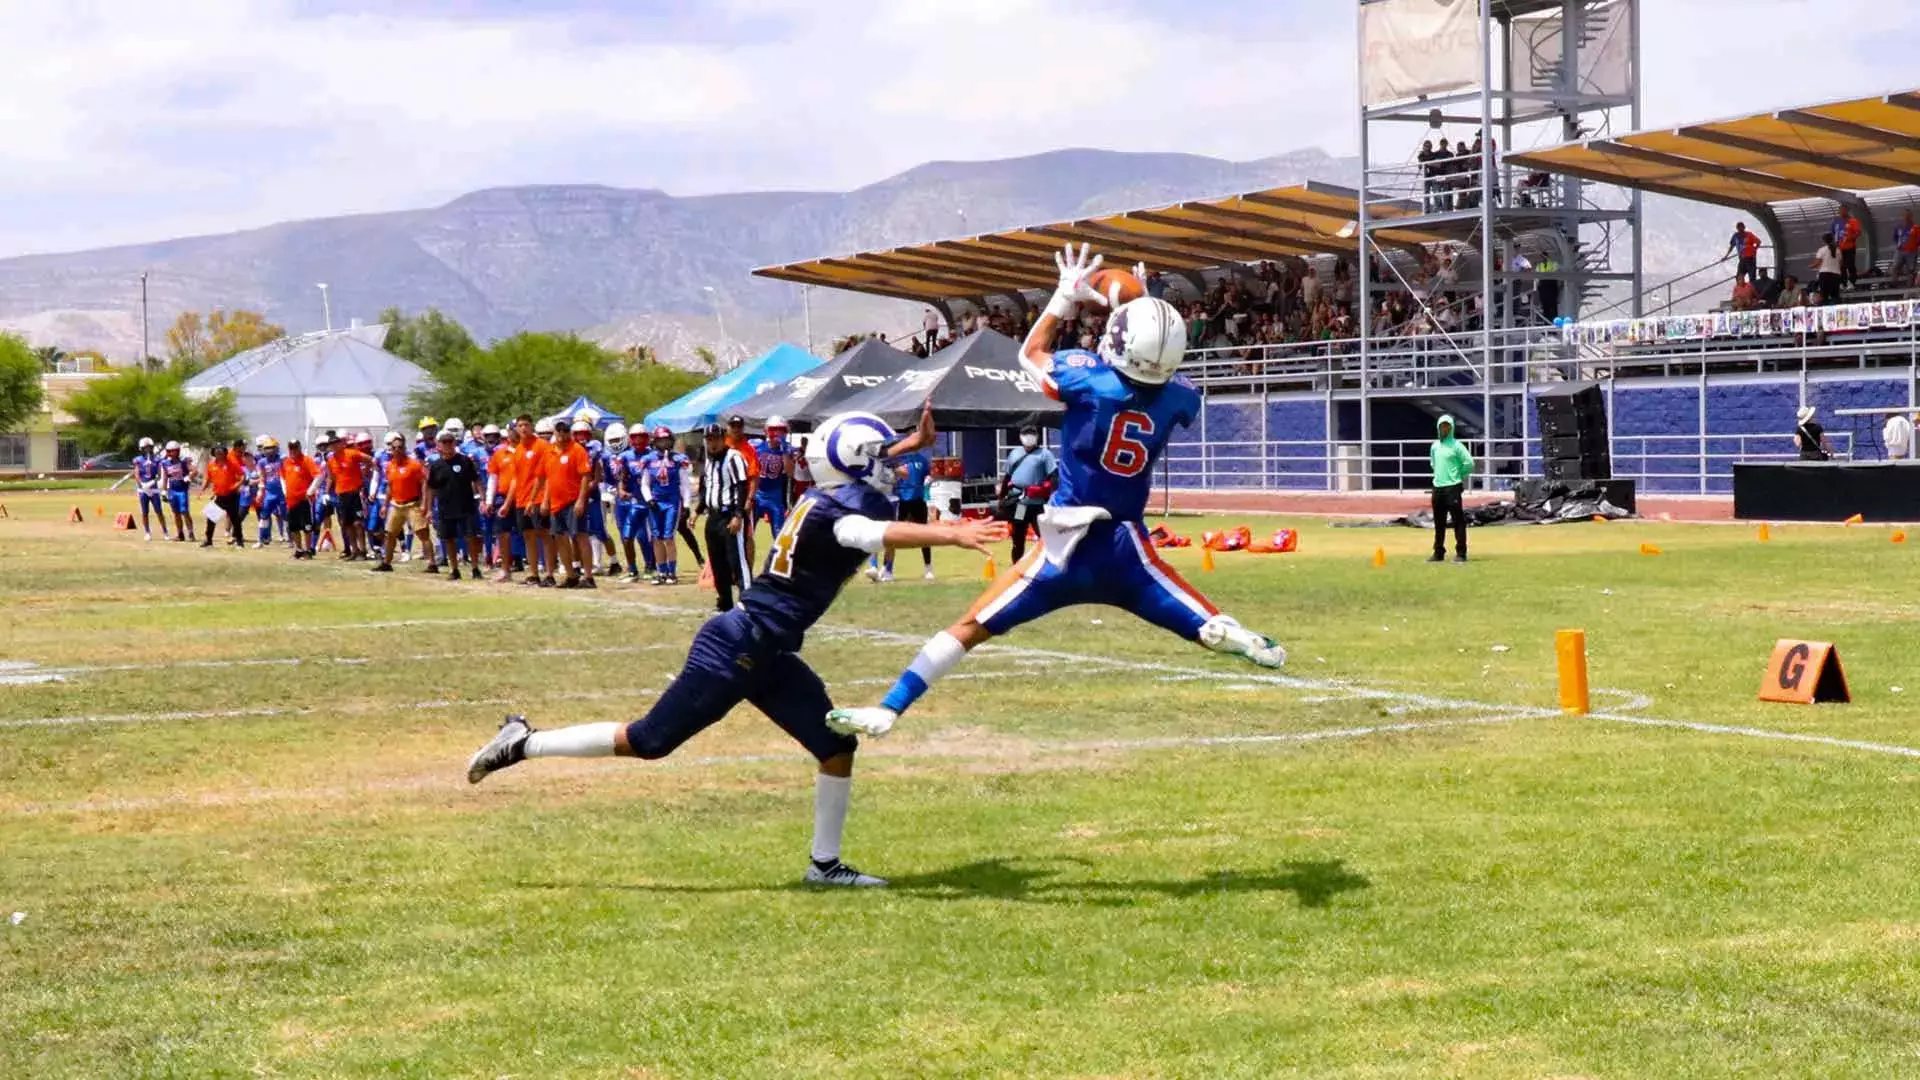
[833,331,1065,431]
[1335,480,1637,528]
[728,338,919,430]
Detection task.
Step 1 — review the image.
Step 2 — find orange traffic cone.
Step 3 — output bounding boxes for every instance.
[981,556,997,581]
[1844,513,1864,526]
[1370,546,1386,568]
[1639,542,1663,556]
[1893,530,1908,544]
[1757,523,1771,543]
[67,506,84,523]
[1200,546,1215,572]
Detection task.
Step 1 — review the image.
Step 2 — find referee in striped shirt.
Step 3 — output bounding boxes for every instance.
[698,423,752,612]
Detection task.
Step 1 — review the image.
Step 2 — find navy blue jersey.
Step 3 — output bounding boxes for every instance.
[740,483,895,651]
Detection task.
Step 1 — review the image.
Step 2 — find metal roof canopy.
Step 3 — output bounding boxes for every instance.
[752,181,1472,308]
[1505,88,1920,215]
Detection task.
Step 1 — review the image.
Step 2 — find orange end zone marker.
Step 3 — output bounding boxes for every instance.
[1200,546,1215,572]
[981,556,997,581]
[1555,629,1590,715]
[1893,530,1908,544]
[1844,513,1864,526]
[1757,523,1771,542]
[1370,546,1386,568]
[1758,640,1850,704]
[1639,542,1662,556]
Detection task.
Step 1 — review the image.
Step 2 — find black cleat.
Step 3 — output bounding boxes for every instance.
[466,715,532,784]
[804,858,888,888]
[1454,554,1469,563]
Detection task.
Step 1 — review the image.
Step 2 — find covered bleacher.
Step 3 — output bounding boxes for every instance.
[751,181,1460,311]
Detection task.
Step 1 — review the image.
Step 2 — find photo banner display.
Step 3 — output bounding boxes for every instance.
[1361,0,1483,107]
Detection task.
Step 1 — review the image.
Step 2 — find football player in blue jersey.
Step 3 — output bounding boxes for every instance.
[640,426,693,585]
[131,437,166,541]
[829,244,1287,739]
[749,415,796,539]
[608,423,658,582]
[255,436,287,547]
[161,441,194,541]
[466,405,1007,887]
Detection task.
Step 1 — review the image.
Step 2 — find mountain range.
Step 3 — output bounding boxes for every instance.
[0,148,1726,366]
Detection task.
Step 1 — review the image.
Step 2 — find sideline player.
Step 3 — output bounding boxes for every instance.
[466,405,1006,886]
[282,439,322,559]
[750,415,795,539]
[828,244,1286,739]
[255,436,287,547]
[609,423,656,582]
[641,426,692,585]
[131,437,166,541]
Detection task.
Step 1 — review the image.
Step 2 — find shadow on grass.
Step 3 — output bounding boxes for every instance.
[520,857,1368,909]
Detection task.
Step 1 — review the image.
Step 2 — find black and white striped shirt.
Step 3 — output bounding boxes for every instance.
[701,448,749,514]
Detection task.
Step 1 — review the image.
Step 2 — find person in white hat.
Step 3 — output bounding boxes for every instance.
[1795,405,1832,461]
[131,436,166,541]
[1883,411,1915,461]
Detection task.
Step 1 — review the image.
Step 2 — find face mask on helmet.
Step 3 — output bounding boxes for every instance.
[805,412,896,494]
[1097,296,1187,386]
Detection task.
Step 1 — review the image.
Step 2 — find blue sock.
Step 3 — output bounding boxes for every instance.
[880,673,929,715]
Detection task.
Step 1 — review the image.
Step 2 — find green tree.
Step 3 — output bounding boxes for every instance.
[62,368,241,456]
[407,332,703,429]
[377,306,476,370]
[692,346,719,375]
[0,333,46,435]
[33,345,66,372]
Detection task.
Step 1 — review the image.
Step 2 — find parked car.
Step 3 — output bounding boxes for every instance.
[80,452,133,471]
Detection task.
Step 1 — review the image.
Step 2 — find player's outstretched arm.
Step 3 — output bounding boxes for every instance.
[1022,243,1109,383]
[882,518,1007,554]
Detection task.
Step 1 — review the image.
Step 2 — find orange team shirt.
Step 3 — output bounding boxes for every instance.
[545,440,594,512]
[728,434,759,480]
[283,455,320,502]
[386,457,425,504]
[208,452,244,496]
[489,445,517,503]
[1840,217,1861,250]
[1741,231,1761,259]
[516,440,551,507]
[328,446,370,492]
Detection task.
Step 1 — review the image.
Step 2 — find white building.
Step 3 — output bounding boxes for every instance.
[184,323,430,445]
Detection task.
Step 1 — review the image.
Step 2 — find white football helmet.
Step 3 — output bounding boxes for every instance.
[604,422,628,443]
[1098,295,1186,385]
[806,411,896,494]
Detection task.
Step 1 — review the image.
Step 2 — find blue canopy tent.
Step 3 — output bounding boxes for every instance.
[549,395,625,429]
[644,344,822,433]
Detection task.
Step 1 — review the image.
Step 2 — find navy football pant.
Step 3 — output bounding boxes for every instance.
[624,609,855,763]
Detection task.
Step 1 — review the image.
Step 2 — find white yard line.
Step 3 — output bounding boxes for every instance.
[8,717,1495,817]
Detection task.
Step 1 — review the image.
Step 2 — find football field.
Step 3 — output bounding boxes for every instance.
[4,492,1918,1078]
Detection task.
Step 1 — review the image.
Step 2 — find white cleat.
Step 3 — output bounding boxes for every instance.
[825,706,897,738]
[466,714,531,784]
[878,569,894,583]
[864,564,881,582]
[804,858,888,888]
[923,568,936,581]
[1199,615,1287,669]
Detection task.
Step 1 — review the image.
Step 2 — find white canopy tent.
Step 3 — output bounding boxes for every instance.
[185,325,430,446]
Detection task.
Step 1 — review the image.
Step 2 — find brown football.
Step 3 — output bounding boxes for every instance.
[1087,267,1145,307]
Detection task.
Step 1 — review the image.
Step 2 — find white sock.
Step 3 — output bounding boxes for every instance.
[909,631,968,689]
[811,773,852,863]
[525,721,620,758]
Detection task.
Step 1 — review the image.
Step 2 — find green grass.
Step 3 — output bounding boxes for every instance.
[0,476,121,492]
[4,490,1919,1078]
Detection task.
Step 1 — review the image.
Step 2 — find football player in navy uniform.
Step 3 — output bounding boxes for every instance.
[466,404,1006,887]
[829,244,1286,739]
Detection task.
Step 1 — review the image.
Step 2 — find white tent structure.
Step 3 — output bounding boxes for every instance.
[184,324,431,446]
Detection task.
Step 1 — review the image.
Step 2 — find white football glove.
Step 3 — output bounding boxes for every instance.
[1046,243,1107,318]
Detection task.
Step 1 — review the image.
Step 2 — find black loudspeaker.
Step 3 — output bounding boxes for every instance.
[1536,381,1611,480]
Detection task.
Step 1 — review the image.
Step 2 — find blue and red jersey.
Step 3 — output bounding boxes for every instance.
[1043,349,1199,522]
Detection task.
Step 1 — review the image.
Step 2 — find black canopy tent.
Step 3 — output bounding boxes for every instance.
[729,338,918,430]
[835,331,1064,431]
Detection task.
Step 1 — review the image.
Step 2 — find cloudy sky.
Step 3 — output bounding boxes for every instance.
[0,0,1912,258]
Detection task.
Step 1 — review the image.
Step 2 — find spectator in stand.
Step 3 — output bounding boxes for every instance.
[1725,222,1762,284]
[1433,138,1455,211]
[1418,139,1438,212]
[921,307,942,352]
[1893,210,1919,287]
[1834,207,1863,288]
[1756,269,1785,308]
[1730,275,1760,311]
[1451,139,1475,209]
[1811,237,1844,305]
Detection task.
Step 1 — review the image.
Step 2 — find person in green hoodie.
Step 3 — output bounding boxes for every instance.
[1429,414,1474,563]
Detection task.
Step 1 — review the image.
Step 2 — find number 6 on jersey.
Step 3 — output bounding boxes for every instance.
[1100,411,1154,477]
